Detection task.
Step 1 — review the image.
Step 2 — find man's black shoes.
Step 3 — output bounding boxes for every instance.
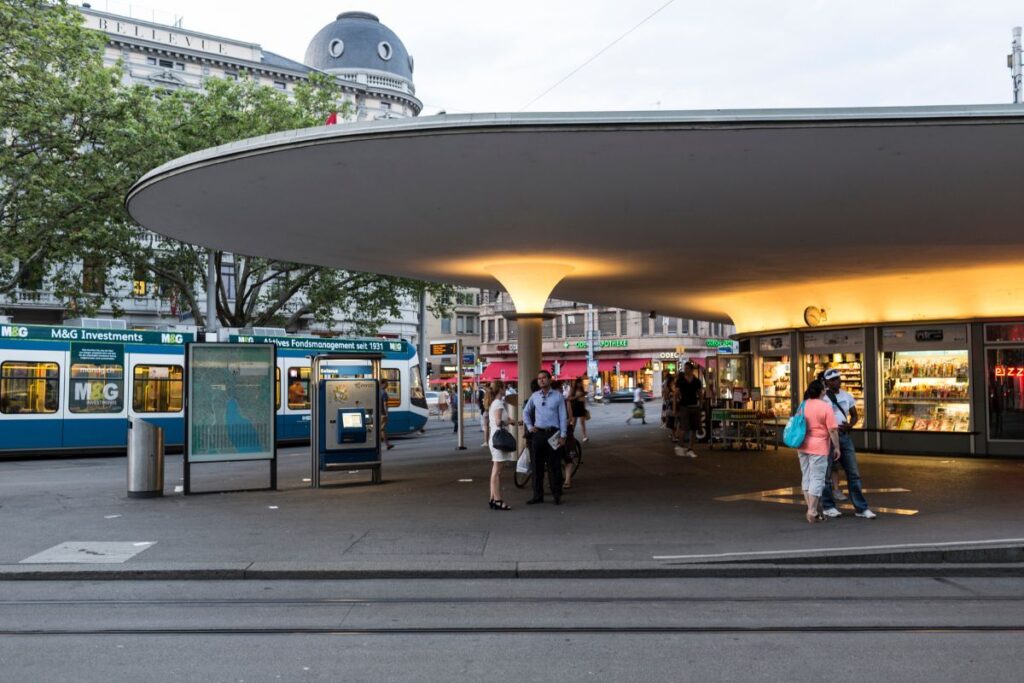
[526,497,543,505]
[553,496,562,505]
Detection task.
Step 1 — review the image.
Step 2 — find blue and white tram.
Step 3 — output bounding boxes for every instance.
[230,333,429,443]
[0,323,428,456]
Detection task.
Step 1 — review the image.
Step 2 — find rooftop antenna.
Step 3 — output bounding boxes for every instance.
[1010,27,1022,103]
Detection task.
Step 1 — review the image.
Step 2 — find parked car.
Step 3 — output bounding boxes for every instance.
[605,389,653,403]
[425,391,441,414]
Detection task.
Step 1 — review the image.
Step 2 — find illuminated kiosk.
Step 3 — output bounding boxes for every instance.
[127,106,1024,457]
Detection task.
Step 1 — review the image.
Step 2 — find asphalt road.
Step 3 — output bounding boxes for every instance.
[1,576,1022,681]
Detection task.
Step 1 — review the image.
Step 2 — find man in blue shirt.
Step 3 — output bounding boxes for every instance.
[523,369,568,505]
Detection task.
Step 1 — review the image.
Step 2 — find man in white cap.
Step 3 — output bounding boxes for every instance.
[819,368,876,519]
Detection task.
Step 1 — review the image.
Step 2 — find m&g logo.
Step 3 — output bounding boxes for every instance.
[0,326,29,338]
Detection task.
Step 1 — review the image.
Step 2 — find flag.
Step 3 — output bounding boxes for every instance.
[325,111,338,125]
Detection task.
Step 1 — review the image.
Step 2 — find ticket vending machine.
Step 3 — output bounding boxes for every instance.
[311,354,383,486]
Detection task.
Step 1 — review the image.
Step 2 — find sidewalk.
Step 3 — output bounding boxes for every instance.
[2,402,1023,579]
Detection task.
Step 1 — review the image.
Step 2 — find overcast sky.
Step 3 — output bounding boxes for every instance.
[79,1,1023,113]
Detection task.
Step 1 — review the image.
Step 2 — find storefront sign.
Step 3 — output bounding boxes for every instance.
[803,329,866,352]
[758,335,791,352]
[495,344,518,352]
[881,325,966,351]
[658,351,680,359]
[0,324,192,345]
[564,339,628,349]
[706,339,733,348]
[233,335,407,356]
[994,365,1024,377]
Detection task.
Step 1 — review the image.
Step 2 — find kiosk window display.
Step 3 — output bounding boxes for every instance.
[758,335,791,419]
[985,323,1024,441]
[803,329,866,420]
[880,326,970,433]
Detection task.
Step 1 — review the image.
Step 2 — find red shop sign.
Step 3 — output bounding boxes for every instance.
[994,365,1024,378]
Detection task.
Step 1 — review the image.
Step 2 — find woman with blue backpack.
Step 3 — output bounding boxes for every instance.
[785,380,841,524]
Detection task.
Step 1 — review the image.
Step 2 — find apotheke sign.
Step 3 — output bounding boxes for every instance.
[564,339,628,349]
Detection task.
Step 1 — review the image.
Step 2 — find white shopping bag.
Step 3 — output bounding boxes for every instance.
[516,447,531,474]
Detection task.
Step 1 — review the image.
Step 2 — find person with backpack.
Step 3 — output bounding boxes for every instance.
[819,368,876,519]
[794,380,841,524]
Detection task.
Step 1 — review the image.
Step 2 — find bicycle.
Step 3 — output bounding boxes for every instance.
[514,436,582,489]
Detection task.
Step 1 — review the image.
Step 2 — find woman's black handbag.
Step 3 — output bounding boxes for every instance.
[491,426,516,452]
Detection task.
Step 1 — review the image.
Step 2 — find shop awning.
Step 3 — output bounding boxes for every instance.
[602,358,650,372]
[481,361,517,381]
[548,359,588,379]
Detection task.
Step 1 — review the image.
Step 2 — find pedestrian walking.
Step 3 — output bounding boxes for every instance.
[673,363,703,458]
[379,385,394,450]
[796,380,841,524]
[523,369,568,505]
[819,368,876,519]
[626,385,646,424]
[486,380,515,510]
[438,388,449,421]
[450,389,459,433]
[570,377,589,442]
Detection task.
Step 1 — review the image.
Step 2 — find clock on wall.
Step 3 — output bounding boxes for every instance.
[803,306,826,326]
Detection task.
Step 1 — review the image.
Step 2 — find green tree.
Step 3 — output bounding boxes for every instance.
[0,0,161,313]
[1,1,455,330]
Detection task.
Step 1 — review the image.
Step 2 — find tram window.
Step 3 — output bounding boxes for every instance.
[70,360,125,414]
[287,367,311,410]
[381,368,401,407]
[0,361,59,414]
[132,365,183,413]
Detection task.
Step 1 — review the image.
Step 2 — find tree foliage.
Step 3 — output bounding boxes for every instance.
[1,0,456,331]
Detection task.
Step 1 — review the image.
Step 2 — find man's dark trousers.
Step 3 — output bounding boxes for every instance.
[530,428,564,501]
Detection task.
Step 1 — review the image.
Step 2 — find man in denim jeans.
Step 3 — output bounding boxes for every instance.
[820,368,876,519]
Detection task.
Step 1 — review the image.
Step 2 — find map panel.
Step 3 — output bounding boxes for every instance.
[187,344,275,462]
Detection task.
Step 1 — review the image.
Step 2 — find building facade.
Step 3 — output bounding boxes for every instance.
[478,292,736,393]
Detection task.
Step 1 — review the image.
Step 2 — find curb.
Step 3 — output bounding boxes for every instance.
[1,561,1022,581]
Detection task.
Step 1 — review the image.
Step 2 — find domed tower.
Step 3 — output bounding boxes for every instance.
[305,11,421,119]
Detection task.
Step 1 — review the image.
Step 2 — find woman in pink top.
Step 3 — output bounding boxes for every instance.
[797,380,841,524]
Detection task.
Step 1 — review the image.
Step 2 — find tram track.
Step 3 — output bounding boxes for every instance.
[3,625,1024,637]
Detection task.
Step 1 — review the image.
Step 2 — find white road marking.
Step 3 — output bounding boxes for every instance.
[653,537,1024,561]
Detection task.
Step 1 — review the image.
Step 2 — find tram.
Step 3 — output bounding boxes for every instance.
[0,323,428,456]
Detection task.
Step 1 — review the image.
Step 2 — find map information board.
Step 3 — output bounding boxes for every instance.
[186,344,275,463]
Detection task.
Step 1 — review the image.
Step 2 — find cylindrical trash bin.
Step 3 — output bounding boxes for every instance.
[127,417,165,498]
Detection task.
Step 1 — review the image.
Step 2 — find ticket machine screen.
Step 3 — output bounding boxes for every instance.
[342,412,364,429]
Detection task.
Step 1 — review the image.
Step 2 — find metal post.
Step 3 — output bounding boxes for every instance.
[310,354,320,488]
[418,291,428,389]
[205,247,219,336]
[1012,27,1023,104]
[456,338,466,449]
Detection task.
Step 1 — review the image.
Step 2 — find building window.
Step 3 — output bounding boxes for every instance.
[640,315,652,337]
[508,320,518,340]
[1,361,59,414]
[224,71,238,80]
[457,315,477,335]
[220,261,236,300]
[599,311,617,336]
[441,318,451,334]
[16,258,45,291]
[175,62,186,71]
[82,256,106,294]
[132,365,183,413]
[377,41,393,60]
[146,56,157,66]
[274,81,287,90]
[487,319,495,343]
[564,314,583,338]
[159,59,174,68]
[380,101,391,111]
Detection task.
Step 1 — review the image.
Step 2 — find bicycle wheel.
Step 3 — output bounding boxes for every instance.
[567,441,583,478]
[513,468,532,488]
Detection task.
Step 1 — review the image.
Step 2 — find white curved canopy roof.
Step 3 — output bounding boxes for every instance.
[127,105,1024,333]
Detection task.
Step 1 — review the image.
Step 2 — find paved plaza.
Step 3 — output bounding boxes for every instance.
[2,401,1022,578]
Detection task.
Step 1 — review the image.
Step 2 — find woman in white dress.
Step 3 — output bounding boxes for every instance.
[487,380,515,510]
